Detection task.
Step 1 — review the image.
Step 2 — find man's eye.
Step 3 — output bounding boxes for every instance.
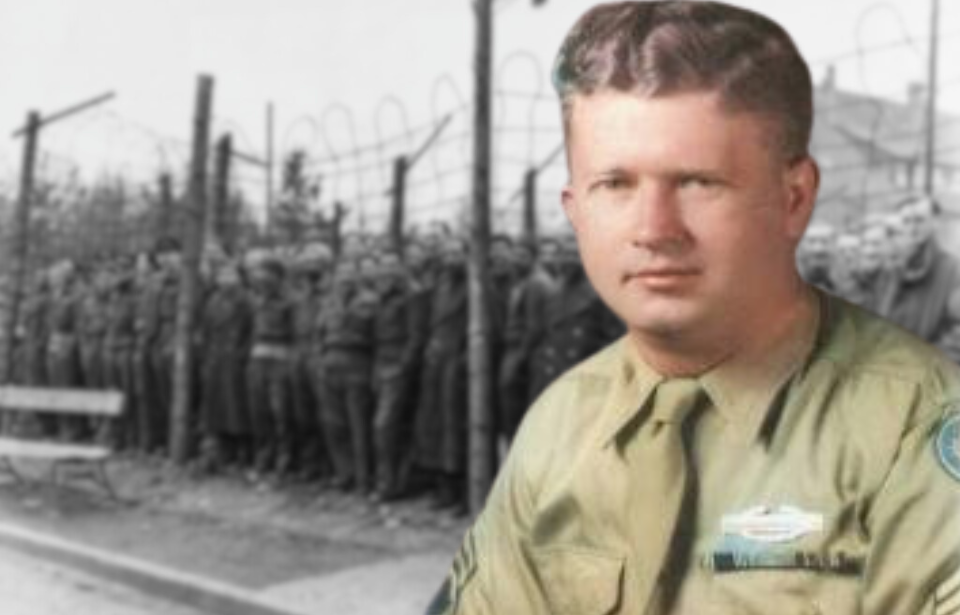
[594,177,627,191]
[678,176,716,189]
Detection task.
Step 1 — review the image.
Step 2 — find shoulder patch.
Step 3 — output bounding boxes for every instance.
[934,412,960,483]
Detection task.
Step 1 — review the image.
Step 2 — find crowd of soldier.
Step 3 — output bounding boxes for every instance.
[796,195,960,359]
[8,193,957,512]
[7,231,623,513]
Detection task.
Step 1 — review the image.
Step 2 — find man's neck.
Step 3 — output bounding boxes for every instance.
[631,280,818,378]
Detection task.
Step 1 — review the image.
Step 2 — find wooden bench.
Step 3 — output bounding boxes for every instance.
[0,385,124,499]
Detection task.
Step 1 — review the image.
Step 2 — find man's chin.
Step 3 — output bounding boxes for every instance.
[624,312,699,342]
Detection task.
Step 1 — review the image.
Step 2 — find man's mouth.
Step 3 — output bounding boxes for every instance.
[623,267,700,288]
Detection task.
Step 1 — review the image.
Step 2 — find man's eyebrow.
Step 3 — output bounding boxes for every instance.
[587,165,631,177]
[663,166,726,179]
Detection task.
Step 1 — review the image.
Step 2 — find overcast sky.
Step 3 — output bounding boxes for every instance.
[1,0,957,227]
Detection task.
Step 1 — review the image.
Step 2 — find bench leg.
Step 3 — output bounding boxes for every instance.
[48,459,118,501]
[0,456,24,484]
[94,460,119,502]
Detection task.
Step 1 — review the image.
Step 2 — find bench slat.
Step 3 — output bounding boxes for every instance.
[0,437,110,461]
[0,386,123,416]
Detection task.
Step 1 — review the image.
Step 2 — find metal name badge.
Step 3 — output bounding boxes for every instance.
[721,505,823,544]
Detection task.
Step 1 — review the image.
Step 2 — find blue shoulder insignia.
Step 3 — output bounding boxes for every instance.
[934,412,960,483]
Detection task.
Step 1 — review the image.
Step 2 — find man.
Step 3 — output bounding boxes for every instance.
[797,222,835,291]
[246,255,296,476]
[77,265,110,391]
[528,236,623,399]
[198,260,253,471]
[102,259,139,449]
[45,260,83,440]
[852,219,891,312]
[415,237,469,511]
[432,3,960,615]
[827,232,864,305]
[316,257,377,492]
[288,245,331,480]
[496,240,551,445]
[877,196,960,342]
[150,244,182,455]
[371,251,427,501]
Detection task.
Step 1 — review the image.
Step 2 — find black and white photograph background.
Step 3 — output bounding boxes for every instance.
[0,1,957,614]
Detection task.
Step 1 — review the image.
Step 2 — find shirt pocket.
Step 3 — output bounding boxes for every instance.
[709,568,860,615]
[531,545,624,615]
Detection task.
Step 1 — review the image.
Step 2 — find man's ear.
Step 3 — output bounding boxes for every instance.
[562,185,579,232]
[783,156,820,241]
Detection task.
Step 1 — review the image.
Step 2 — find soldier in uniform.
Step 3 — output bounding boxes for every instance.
[9,272,50,436]
[78,265,111,391]
[102,259,139,448]
[133,251,163,454]
[528,237,623,399]
[288,244,333,480]
[827,233,865,305]
[45,260,83,440]
[246,255,296,476]
[19,272,50,388]
[150,243,182,455]
[371,252,428,501]
[432,4,960,614]
[877,196,959,342]
[797,222,835,291]
[316,257,377,493]
[496,240,551,445]
[199,260,253,471]
[852,220,890,312]
[414,237,469,511]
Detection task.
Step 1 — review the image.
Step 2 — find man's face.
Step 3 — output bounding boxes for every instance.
[802,229,833,270]
[159,251,182,272]
[859,226,887,275]
[562,91,816,343]
[216,267,240,288]
[902,199,936,251]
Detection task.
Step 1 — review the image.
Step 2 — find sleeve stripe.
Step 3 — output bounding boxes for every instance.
[937,569,960,603]
[936,587,960,615]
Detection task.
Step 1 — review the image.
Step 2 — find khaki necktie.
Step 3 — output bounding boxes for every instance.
[636,378,704,615]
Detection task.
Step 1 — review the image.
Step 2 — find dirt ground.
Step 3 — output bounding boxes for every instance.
[0,453,468,589]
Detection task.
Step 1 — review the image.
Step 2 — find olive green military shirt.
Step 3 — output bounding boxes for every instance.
[439,292,960,615]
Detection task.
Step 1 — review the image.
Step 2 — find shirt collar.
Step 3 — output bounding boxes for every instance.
[599,291,821,448]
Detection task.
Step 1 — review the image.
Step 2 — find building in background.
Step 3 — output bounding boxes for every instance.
[812,66,960,249]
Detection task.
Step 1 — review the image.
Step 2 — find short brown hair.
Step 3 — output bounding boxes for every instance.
[553,1,813,159]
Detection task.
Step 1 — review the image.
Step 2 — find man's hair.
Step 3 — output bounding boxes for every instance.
[553,1,813,159]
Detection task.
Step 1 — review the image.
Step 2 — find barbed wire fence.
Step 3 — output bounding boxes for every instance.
[3,29,960,270]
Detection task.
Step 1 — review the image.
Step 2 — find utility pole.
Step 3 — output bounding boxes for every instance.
[332,201,346,258]
[520,143,562,248]
[212,133,233,247]
[157,172,173,241]
[923,0,940,196]
[387,114,451,256]
[170,74,213,463]
[522,168,537,248]
[266,102,275,236]
[0,112,39,385]
[389,156,408,255]
[1,91,115,385]
[467,0,495,514]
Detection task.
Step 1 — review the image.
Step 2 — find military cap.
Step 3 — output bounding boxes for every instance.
[154,236,182,254]
[804,222,835,239]
[290,241,334,273]
[47,259,76,287]
[376,252,405,279]
[332,259,359,285]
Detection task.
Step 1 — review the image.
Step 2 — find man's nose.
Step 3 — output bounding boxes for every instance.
[630,184,690,251]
